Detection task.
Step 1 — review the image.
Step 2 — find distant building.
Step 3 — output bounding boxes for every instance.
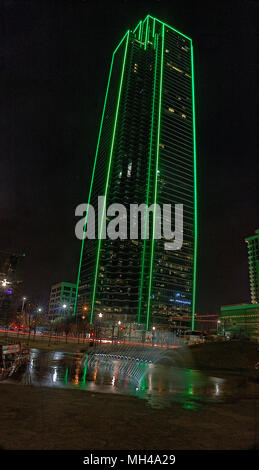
[219,303,259,341]
[245,229,259,304]
[0,251,25,324]
[48,282,76,317]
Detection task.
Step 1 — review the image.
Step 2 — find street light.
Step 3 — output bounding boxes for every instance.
[21,297,26,314]
[38,308,42,313]
[98,313,103,318]
[152,326,156,331]
[62,304,67,309]
[118,320,121,325]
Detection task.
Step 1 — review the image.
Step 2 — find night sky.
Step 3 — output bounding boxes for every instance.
[1,0,257,313]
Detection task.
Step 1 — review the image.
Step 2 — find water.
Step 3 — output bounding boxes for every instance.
[5,348,257,410]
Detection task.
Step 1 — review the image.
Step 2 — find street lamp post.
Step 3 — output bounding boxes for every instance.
[21,297,27,327]
[96,313,103,343]
[21,297,26,314]
[152,326,156,346]
[117,320,122,341]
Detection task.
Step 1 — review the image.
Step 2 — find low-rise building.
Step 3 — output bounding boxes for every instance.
[219,303,259,341]
[48,282,76,317]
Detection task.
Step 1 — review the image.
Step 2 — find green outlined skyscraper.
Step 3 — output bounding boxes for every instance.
[74,16,197,331]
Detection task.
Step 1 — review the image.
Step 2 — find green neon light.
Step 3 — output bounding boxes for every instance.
[137,33,159,323]
[133,20,141,35]
[190,41,197,331]
[144,16,149,50]
[146,24,165,330]
[152,17,156,38]
[139,21,142,41]
[142,16,147,44]
[73,52,116,317]
[90,31,130,324]
[113,30,130,56]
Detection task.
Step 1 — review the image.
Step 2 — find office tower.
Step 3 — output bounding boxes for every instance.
[0,251,25,324]
[245,229,259,304]
[48,282,76,317]
[75,16,197,330]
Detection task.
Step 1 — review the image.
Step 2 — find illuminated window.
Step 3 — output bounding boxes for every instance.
[173,65,183,73]
[166,62,183,73]
[127,162,132,177]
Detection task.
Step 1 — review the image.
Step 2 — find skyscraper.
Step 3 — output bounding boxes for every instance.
[245,229,259,304]
[75,16,197,331]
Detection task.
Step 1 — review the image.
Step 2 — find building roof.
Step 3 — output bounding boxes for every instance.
[221,303,259,311]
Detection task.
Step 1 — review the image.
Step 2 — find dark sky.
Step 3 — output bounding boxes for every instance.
[1,0,258,313]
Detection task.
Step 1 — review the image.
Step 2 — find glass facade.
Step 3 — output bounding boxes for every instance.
[75,16,197,330]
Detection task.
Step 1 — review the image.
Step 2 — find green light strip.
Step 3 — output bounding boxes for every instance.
[73,53,116,317]
[146,24,165,330]
[191,41,197,331]
[152,17,156,38]
[139,20,143,41]
[141,16,148,44]
[133,20,141,35]
[113,30,130,56]
[144,15,149,49]
[137,33,159,323]
[90,31,130,324]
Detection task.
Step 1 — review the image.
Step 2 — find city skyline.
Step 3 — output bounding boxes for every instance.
[1,2,257,315]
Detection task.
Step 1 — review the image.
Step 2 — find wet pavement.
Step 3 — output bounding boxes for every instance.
[5,348,258,409]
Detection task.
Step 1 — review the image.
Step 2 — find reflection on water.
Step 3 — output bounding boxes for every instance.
[7,348,256,410]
